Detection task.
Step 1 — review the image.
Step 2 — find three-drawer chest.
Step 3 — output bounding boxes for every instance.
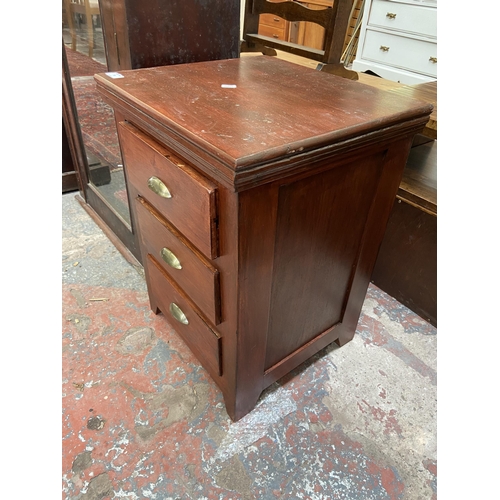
[352,0,437,84]
[96,56,432,421]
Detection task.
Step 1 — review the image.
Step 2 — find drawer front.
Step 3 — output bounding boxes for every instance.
[362,30,437,77]
[136,197,222,325]
[118,121,219,259]
[147,254,222,377]
[259,13,286,29]
[368,0,437,39]
[258,23,287,41]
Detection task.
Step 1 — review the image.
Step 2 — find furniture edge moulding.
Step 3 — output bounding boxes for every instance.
[95,70,432,195]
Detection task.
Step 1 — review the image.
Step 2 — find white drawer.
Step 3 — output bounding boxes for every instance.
[361,30,437,77]
[368,0,437,38]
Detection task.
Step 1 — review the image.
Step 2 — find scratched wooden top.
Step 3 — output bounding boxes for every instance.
[95,56,433,170]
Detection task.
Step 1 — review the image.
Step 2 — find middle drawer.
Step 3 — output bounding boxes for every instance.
[136,196,222,325]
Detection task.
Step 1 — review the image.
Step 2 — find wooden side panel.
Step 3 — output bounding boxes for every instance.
[264,152,384,370]
[371,198,437,326]
[233,182,281,419]
[335,137,414,347]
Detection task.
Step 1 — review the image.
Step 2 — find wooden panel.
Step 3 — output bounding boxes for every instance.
[118,120,219,259]
[121,0,239,69]
[136,197,221,324]
[146,254,222,377]
[264,152,384,370]
[371,198,437,326]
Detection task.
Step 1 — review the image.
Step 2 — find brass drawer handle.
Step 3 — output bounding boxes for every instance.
[169,303,189,325]
[147,176,172,198]
[273,34,279,38]
[386,12,396,19]
[429,56,437,63]
[380,45,390,52]
[273,17,280,22]
[160,247,182,270]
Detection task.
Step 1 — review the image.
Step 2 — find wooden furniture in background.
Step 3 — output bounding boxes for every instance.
[356,72,437,324]
[242,0,358,79]
[98,0,240,72]
[352,0,437,84]
[255,0,364,66]
[96,56,432,421]
[371,140,437,326]
[64,0,101,58]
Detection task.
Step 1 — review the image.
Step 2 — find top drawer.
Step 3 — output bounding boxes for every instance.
[368,0,437,39]
[259,13,287,29]
[118,121,219,259]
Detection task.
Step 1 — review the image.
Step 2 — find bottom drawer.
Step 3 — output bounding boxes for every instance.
[146,254,222,377]
[258,23,286,40]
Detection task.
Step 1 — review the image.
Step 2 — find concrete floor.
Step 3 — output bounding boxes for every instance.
[62,192,437,499]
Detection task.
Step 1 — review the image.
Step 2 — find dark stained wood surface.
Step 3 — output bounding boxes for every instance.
[371,139,437,326]
[388,81,437,139]
[265,152,384,369]
[371,198,437,326]
[356,73,437,139]
[122,0,240,69]
[99,0,240,72]
[95,56,433,175]
[101,56,434,421]
[398,140,437,215]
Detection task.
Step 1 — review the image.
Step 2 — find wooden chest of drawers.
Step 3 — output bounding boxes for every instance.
[96,56,432,421]
[258,12,289,41]
[353,0,437,84]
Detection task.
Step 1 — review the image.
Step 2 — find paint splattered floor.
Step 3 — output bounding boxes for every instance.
[62,192,437,500]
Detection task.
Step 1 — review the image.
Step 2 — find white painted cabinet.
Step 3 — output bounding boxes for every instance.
[352,0,437,84]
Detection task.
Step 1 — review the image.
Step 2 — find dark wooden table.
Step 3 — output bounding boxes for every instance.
[96,56,432,420]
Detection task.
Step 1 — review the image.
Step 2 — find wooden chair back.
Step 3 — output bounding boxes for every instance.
[241,0,358,79]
